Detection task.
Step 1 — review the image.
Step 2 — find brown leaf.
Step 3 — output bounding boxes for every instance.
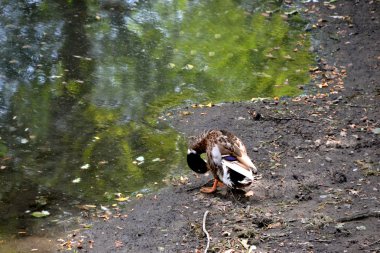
[245,190,254,197]
[115,240,124,248]
[267,222,282,229]
[180,111,192,116]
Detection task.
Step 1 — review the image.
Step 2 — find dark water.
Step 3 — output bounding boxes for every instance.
[0,0,312,246]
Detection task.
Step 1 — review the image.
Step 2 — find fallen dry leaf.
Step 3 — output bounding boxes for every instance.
[115,197,129,202]
[240,239,250,249]
[267,222,282,229]
[180,111,192,116]
[115,240,124,248]
[245,190,254,197]
[79,204,97,210]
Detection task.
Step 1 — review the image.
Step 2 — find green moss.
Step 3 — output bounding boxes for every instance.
[0,142,7,157]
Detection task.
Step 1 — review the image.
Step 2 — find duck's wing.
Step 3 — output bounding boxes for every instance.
[217,131,246,157]
[218,130,257,173]
[221,159,254,181]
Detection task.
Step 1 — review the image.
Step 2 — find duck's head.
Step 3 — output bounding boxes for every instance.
[187,149,208,174]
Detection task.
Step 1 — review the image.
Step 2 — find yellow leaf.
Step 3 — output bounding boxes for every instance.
[181,111,192,116]
[180,176,189,184]
[184,64,194,70]
[115,197,129,202]
[79,204,97,210]
[240,239,249,249]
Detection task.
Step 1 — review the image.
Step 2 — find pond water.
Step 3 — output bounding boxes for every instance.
[0,0,312,246]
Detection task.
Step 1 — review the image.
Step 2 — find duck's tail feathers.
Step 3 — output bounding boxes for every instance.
[221,159,254,181]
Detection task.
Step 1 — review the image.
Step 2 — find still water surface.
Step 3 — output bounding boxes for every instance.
[0,0,312,242]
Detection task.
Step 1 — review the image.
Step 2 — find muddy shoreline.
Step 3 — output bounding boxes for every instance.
[60,1,379,252]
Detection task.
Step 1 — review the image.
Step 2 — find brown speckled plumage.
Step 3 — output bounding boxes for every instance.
[188,129,257,190]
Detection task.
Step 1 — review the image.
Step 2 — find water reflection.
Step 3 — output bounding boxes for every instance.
[0,0,312,239]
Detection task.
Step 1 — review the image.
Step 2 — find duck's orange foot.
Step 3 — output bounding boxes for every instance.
[200,186,217,193]
[200,179,223,193]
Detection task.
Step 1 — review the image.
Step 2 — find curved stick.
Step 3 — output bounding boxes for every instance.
[202,210,210,253]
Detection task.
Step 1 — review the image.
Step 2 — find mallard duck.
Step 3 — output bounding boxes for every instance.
[187,129,257,193]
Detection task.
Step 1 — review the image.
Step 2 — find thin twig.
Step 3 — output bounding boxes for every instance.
[186,180,213,192]
[203,210,210,253]
[336,210,380,222]
[311,239,332,243]
[258,135,283,148]
[248,109,317,123]
[368,239,380,247]
[266,115,317,123]
[346,103,372,108]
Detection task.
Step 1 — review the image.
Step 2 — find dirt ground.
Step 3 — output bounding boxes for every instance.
[62,1,379,252]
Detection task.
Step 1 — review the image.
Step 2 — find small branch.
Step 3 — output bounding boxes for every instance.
[258,135,283,148]
[368,239,380,247]
[248,109,316,123]
[186,180,213,192]
[336,210,380,222]
[346,103,372,108]
[186,185,203,192]
[266,115,317,123]
[312,239,332,243]
[203,210,210,253]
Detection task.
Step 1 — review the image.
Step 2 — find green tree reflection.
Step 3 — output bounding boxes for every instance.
[0,0,312,237]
